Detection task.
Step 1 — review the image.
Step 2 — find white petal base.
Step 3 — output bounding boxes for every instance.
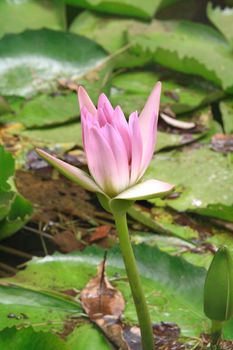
[115,179,174,201]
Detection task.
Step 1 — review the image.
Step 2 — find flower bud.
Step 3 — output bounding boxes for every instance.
[204,246,233,321]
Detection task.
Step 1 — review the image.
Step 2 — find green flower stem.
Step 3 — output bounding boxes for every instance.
[210,320,222,350]
[113,210,154,350]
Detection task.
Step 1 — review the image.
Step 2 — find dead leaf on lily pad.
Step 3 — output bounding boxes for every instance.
[80,253,125,321]
[80,253,129,349]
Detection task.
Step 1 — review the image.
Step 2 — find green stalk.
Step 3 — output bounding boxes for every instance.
[113,210,154,350]
[210,320,222,350]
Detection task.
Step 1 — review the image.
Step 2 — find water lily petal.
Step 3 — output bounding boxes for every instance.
[101,123,129,189]
[139,82,161,175]
[115,179,174,201]
[84,126,122,196]
[112,106,131,160]
[36,149,101,193]
[98,93,114,122]
[129,111,143,185]
[78,86,97,115]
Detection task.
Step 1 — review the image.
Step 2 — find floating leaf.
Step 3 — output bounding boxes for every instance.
[0,194,33,240]
[128,20,233,91]
[0,284,82,332]
[146,147,233,221]
[67,324,113,350]
[207,3,233,47]
[0,0,65,38]
[5,93,78,128]
[0,29,107,97]
[18,122,82,146]
[70,11,134,53]
[0,327,67,350]
[64,0,163,19]
[2,244,208,338]
[0,146,32,239]
[111,71,223,115]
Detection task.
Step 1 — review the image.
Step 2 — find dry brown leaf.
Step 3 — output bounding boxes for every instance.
[80,253,125,320]
[80,254,130,349]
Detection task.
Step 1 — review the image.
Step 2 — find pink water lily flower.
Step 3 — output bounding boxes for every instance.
[37,83,174,202]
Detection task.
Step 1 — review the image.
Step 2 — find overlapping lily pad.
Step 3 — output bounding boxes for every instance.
[128,20,233,91]
[0,0,65,39]
[0,146,32,240]
[146,146,233,221]
[110,70,223,114]
[0,29,107,97]
[64,0,163,19]
[207,3,233,47]
[1,244,208,337]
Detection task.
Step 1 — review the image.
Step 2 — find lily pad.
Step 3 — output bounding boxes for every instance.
[0,285,82,332]
[207,3,233,47]
[0,327,67,350]
[67,323,112,350]
[64,0,163,19]
[146,146,233,221]
[0,146,33,240]
[2,244,207,337]
[0,0,65,39]
[128,20,233,91]
[70,11,134,53]
[4,93,79,128]
[18,122,82,146]
[0,29,107,97]
[110,71,223,115]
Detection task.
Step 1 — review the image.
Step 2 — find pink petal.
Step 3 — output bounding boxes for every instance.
[139,82,161,175]
[98,93,114,123]
[84,126,123,196]
[36,149,101,193]
[101,123,129,189]
[129,111,143,185]
[78,86,97,115]
[115,179,174,201]
[112,106,131,159]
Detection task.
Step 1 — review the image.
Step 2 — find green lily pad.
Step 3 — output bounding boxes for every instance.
[70,11,134,53]
[0,29,107,97]
[0,146,32,240]
[67,324,112,350]
[207,3,233,47]
[0,190,15,221]
[146,146,233,221]
[70,12,150,68]
[128,20,233,91]
[2,244,207,337]
[0,146,15,191]
[0,0,65,39]
[110,71,223,115]
[0,327,68,350]
[0,96,11,116]
[19,122,82,146]
[4,93,78,128]
[0,285,82,332]
[0,194,33,240]
[64,0,163,19]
